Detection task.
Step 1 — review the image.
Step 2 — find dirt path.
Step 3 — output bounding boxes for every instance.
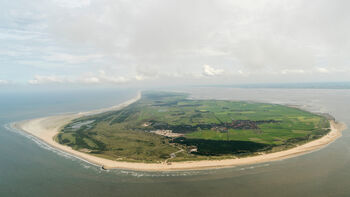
[165,149,184,164]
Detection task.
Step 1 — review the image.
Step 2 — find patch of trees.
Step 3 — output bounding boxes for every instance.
[173,137,272,156]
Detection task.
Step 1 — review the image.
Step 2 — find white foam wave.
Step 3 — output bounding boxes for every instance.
[238,163,270,171]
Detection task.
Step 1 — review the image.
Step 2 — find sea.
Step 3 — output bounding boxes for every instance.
[1,87,350,197]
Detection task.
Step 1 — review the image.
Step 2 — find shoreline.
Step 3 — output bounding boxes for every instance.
[11,93,347,171]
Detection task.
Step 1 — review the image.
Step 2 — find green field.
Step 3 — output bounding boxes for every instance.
[56,91,330,162]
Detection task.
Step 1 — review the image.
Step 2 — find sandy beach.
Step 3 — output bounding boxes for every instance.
[12,94,347,171]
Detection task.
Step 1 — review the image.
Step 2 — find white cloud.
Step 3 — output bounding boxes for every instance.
[203,65,224,76]
[4,0,350,85]
[317,67,329,73]
[28,70,145,85]
[81,76,100,84]
[281,69,305,75]
[53,0,91,8]
[28,75,69,85]
[45,53,104,64]
[80,70,132,84]
[0,80,9,85]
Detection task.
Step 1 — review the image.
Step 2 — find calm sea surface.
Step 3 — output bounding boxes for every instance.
[1,87,350,197]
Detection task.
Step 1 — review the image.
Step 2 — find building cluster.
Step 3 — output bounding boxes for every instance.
[150,130,184,138]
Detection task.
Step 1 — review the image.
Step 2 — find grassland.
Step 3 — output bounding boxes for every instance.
[56,91,330,163]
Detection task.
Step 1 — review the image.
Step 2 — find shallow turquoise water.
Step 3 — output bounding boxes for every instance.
[1,87,350,197]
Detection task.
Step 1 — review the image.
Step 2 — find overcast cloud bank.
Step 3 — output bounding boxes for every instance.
[1,0,350,86]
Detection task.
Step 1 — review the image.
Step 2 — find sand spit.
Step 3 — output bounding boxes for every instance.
[11,94,347,171]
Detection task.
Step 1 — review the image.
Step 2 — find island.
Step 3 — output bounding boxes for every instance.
[13,91,346,171]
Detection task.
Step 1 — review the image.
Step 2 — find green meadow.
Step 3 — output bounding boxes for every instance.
[56,91,330,162]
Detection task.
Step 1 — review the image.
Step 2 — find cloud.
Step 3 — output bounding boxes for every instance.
[80,76,100,84]
[0,80,9,85]
[203,65,224,76]
[28,75,69,85]
[3,0,350,85]
[28,70,142,85]
[281,69,305,75]
[79,70,133,84]
[81,75,129,84]
[317,67,329,73]
[46,0,350,73]
[44,53,104,64]
[53,0,91,8]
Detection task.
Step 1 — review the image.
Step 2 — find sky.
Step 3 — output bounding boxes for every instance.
[1,0,350,88]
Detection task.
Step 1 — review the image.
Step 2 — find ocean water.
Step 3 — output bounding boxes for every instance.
[1,87,350,197]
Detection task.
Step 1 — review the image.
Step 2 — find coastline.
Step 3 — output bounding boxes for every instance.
[11,93,347,171]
